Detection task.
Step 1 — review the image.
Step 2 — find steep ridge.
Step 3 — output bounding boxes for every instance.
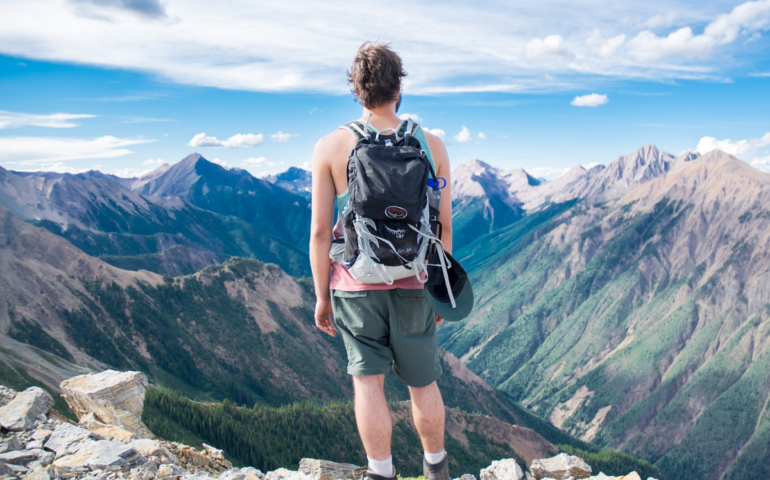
[266,166,313,198]
[0,165,310,277]
[440,150,770,480]
[450,146,692,249]
[138,154,312,249]
[451,160,529,249]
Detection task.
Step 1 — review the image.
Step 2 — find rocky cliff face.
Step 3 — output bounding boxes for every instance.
[441,150,770,480]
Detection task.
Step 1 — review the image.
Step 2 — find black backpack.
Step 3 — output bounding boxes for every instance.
[337,118,439,284]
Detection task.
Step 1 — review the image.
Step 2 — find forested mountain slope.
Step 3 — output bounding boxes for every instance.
[0,163,310,277]
[440,150,770,480]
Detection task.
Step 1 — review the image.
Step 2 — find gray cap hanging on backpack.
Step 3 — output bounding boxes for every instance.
[425,250,474,322]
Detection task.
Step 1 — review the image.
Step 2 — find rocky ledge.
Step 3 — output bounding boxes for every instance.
[0,371,657,480]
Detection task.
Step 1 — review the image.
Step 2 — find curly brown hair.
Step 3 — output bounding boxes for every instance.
[347,42,407,109]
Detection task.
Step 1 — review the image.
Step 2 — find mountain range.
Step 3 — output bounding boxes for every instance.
[443,147,770,480]
[2,143,768,479]
[0,154,311,277]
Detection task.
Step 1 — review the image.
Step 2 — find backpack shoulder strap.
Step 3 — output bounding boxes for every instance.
[339,120,369,140]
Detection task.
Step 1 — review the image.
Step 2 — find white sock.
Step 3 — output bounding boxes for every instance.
[367,456,394,477]
[424,450,446,465]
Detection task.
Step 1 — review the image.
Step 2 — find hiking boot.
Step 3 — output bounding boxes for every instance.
[363,470,397,480]
[423,453,450,480]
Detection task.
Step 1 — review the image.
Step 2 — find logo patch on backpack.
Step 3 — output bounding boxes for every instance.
[384,225,406,239]
[385,206,407,219]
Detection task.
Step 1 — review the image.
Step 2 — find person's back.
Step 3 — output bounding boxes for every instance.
[309,42,453,480]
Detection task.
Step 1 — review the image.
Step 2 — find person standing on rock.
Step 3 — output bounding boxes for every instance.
[309,42,453,480]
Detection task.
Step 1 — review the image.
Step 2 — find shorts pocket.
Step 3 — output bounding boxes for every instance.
[395,289,433,337]
[332,290,372,335]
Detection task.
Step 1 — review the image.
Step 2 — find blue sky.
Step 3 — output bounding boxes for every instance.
[1,0,769,179]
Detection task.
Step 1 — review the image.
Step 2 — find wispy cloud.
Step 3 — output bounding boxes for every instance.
[241,156,276,167]
[0,135,152,164]
[120,116,174,124]
[0,110,95,129]
[571,93,609,107]
[187,132,263,148]
[142,158,165,165]
[424,128,445,140]
[1,1,768,94]
[454,126,485,143]
[528,166,571,181]
[271,131,297,142]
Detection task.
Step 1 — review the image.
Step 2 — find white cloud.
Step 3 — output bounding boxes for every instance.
[454,126,473,143]
[113,167,157,178]
[571,93,609,107]
[10,162,102,175]
[271,131,296,142]
[187,132,263,148]
[582,162,602,170]
[696,132,770,171]
[528,166,571,181]
[627,0,770,62]
[399,113,422,122]
[525,35,567,59]
[477,132,486,140]
[1,1,768,93]
[0,135,152,164]
[301,161,311,170]
[211,158,227,167]
[0,110,95,129]
[425,128,445,140]
[696,132,770,157]
[142,158,164,165]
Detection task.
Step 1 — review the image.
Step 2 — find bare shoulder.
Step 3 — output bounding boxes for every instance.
[314,129,356,160]
[422,129,449,173]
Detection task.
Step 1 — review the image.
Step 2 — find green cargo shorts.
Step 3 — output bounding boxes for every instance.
[331,288,443,388]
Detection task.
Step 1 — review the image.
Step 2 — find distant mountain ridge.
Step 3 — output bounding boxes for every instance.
[0,159,311,277]
[137,153,312,248]
[266,166,312,198]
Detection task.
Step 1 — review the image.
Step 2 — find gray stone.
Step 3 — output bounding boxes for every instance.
[299,458,364,480]
[0,461,14,475]
[454,475,477,480]
[240,467,266,480]
[156,463,183,478]
[60,371,154,438]
[0,387,54,431]
[25,462,51,480]
[183,473,214,480]
[36,451,54,466]
[480,459,524,480]
[0,448,46,465]
[0,433,23,453]
[265,468,314,480]
[531,454,591,480]
[44,422,94,455]
[127,439,170,458]
[53,440,145,470]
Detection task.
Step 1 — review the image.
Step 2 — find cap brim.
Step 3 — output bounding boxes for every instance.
[429,279,474,322]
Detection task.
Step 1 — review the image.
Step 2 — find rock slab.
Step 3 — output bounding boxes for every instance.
[299,458,364,480]
[480,459,524,480]
[60,370,154,438]
[531,453,591,480]
[0,387,53,431]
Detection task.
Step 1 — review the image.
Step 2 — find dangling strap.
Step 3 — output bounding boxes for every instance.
[409,224,456,308]
[339,121,368,140]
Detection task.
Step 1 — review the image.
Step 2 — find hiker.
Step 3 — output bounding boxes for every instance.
[309,42,454,480]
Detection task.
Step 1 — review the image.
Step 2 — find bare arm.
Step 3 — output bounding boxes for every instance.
[426,133,452,254]
[309,136,338,337]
